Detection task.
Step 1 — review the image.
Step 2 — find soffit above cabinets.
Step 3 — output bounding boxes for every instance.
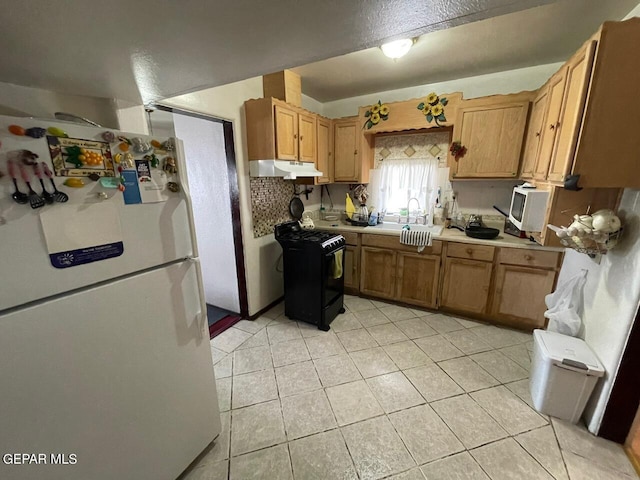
[293,0,639,102]
[0,0,563,103]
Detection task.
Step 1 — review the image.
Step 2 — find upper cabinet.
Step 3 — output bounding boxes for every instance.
[315,117,333,184]
[450,95,530,179]
[333,116,373,183]
[532,68,568,180]
[245,97,317,163]
[520,87,549,179]
[524,19,640,188]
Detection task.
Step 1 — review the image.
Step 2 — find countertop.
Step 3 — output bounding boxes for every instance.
[313,219,565,252]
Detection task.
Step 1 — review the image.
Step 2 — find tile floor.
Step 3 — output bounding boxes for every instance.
[182,296,639,480]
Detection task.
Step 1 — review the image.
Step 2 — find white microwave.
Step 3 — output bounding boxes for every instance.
[508,187,550,232]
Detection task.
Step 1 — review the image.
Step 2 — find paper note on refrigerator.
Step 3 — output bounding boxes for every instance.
[40,203,124,269]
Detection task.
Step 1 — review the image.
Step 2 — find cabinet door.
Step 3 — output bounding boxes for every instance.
[316,118,332,184]
[533,69,567,180]
[440,257,492,314]
[360,247,396,299]
[520,88,549,179]
[274,105,298,160]
[490,264,557,329]
[298,112,316,163]
[452,102,529,178]
[396,252,440,308]
[333,119,359,182]
[547,41,596,183]
[343,245,359,293]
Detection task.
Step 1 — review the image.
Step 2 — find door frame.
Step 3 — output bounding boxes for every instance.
[598,303,640,443]
[146,104,249,319]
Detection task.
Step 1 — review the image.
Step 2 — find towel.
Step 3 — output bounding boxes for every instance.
[332,250,343,279]
[400,229,432,252]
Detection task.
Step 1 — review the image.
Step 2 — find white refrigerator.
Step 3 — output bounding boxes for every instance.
[0,115,221,479]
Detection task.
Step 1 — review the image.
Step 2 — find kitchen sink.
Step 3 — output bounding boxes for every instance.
[367,223,444,236]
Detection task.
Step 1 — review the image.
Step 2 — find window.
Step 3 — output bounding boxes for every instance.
[371,157,439,215]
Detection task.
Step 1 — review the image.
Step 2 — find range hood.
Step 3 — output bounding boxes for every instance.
[249,159,322,180]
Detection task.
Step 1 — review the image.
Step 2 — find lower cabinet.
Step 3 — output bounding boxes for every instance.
[396,252,440,309]
[343,245,360,293]
[360,247,396,299]
[440,257,493,314]
[489,264,557,328]
[320,229,562,331]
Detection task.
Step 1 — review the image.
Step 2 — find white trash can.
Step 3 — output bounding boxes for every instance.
[530,329,605,423]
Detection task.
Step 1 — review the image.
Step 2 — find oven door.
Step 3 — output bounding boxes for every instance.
[323,246,345,308]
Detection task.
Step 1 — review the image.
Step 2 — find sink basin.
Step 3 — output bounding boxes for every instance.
[368,223,444,236]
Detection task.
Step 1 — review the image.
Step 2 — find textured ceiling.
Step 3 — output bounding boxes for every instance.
[293,0,639,102]
[0,0,561,103]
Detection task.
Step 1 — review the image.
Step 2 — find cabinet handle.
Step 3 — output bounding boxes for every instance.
[466,248,472,255]
[525,254,533,261]
[549,124,555,130]
[294,134,297,139]
[535,132,540,137]
[354,149,358,155]
[300,135,304,141]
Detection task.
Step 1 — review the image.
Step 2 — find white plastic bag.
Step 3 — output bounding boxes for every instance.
[544,269,587,337]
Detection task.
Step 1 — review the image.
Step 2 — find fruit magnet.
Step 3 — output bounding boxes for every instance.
[47,136,115,178]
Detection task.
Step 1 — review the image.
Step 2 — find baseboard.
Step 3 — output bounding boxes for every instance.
[249,296,284,320]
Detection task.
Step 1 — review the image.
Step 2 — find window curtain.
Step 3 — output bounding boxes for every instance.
[373,157,439,213]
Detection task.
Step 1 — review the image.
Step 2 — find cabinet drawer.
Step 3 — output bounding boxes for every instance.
[498,248,561,269]
[340,232,359,246]
[446,242,495,262]
[362,234,442,255]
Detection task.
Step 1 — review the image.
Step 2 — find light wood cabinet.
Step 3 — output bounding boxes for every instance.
[319,230,562,331]
[440,257,493,314]
[489,247,562,329]
[360,247,396,299]
[274,105,298,160]
[524,20,640,188]
[396,252,440,308]
[245,97,316,163]
[359,238,441,307]
[533,69,567,180]
[315,117,333,184]
[333,117,372,183]
[343,245,359,293]
[520,87,549,179]
[546,41,596,183]
[298,112,316,163]
[451,98,529,179]
[489,264,557,329]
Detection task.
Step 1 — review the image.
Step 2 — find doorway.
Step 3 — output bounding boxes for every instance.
[147,106,248,336]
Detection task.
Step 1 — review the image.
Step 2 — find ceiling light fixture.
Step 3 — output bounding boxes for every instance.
[380,38,415,59]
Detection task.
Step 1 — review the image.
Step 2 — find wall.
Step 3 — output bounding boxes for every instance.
[625,3,640,19]
[321,62,562,119]
[0,81,119,128]
[555,189,640,434]
[301,94,324,116]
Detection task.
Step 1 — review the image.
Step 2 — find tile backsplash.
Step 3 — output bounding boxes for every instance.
[250,177,295,237]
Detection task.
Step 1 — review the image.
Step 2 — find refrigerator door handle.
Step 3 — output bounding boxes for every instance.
[188,257,208,332]
[174,137,201,259]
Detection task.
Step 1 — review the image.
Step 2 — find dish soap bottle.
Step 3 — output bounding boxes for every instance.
[345,193,356,220]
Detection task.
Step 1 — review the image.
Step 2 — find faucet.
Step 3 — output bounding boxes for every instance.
[407,197,421,224]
